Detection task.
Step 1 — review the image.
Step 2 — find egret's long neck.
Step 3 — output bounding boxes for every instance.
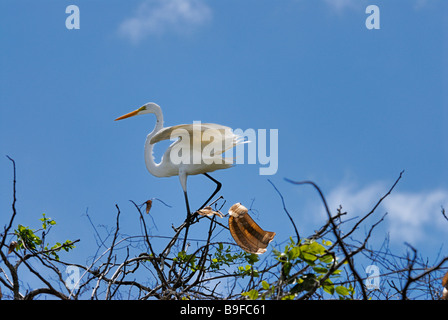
[144,106,164,176]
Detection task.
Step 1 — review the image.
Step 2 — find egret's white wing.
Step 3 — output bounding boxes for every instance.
[151,123,248,167]
[150,123,234,145]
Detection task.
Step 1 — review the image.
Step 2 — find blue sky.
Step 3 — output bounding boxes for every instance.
[1,0,447,276]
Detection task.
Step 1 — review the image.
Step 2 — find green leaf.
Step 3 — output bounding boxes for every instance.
[282,262,292,276]
[313,267,328,274]
[335,286,350,296]
[243,289,259,300]
[301,252,317,262]
[332,269,342,275]
[319,253,334,264]
[310,241,326,254]
[323,283,335,295]
[288,246,301,260]
[261,281,270,290]
[299,242,325,262]
[245,253,259,265]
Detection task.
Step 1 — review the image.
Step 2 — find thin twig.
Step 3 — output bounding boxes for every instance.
[268,179,300,241]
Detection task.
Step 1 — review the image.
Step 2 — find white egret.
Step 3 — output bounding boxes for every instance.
[115,102,245,250]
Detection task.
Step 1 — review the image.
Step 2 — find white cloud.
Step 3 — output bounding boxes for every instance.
[325,181,448,245]
[118,0,212,43]
[323,0,366,13]
[383,190,448,243]
[327,181,385,216]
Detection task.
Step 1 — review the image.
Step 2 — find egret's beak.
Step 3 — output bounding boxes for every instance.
[114,109,140,121]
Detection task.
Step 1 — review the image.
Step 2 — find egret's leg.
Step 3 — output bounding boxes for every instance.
[180,173,221,252]
[181,190,192,252]
[199,173,222,210]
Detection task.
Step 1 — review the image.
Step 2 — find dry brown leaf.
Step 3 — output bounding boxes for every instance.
[197,206,224,218]
[228,203,275,255]
[442,271,448,300]
[8,241,17,254]
[443,270,448,288]
[145,200,153,214]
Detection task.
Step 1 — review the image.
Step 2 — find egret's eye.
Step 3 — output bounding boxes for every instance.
[138,106,147,112]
